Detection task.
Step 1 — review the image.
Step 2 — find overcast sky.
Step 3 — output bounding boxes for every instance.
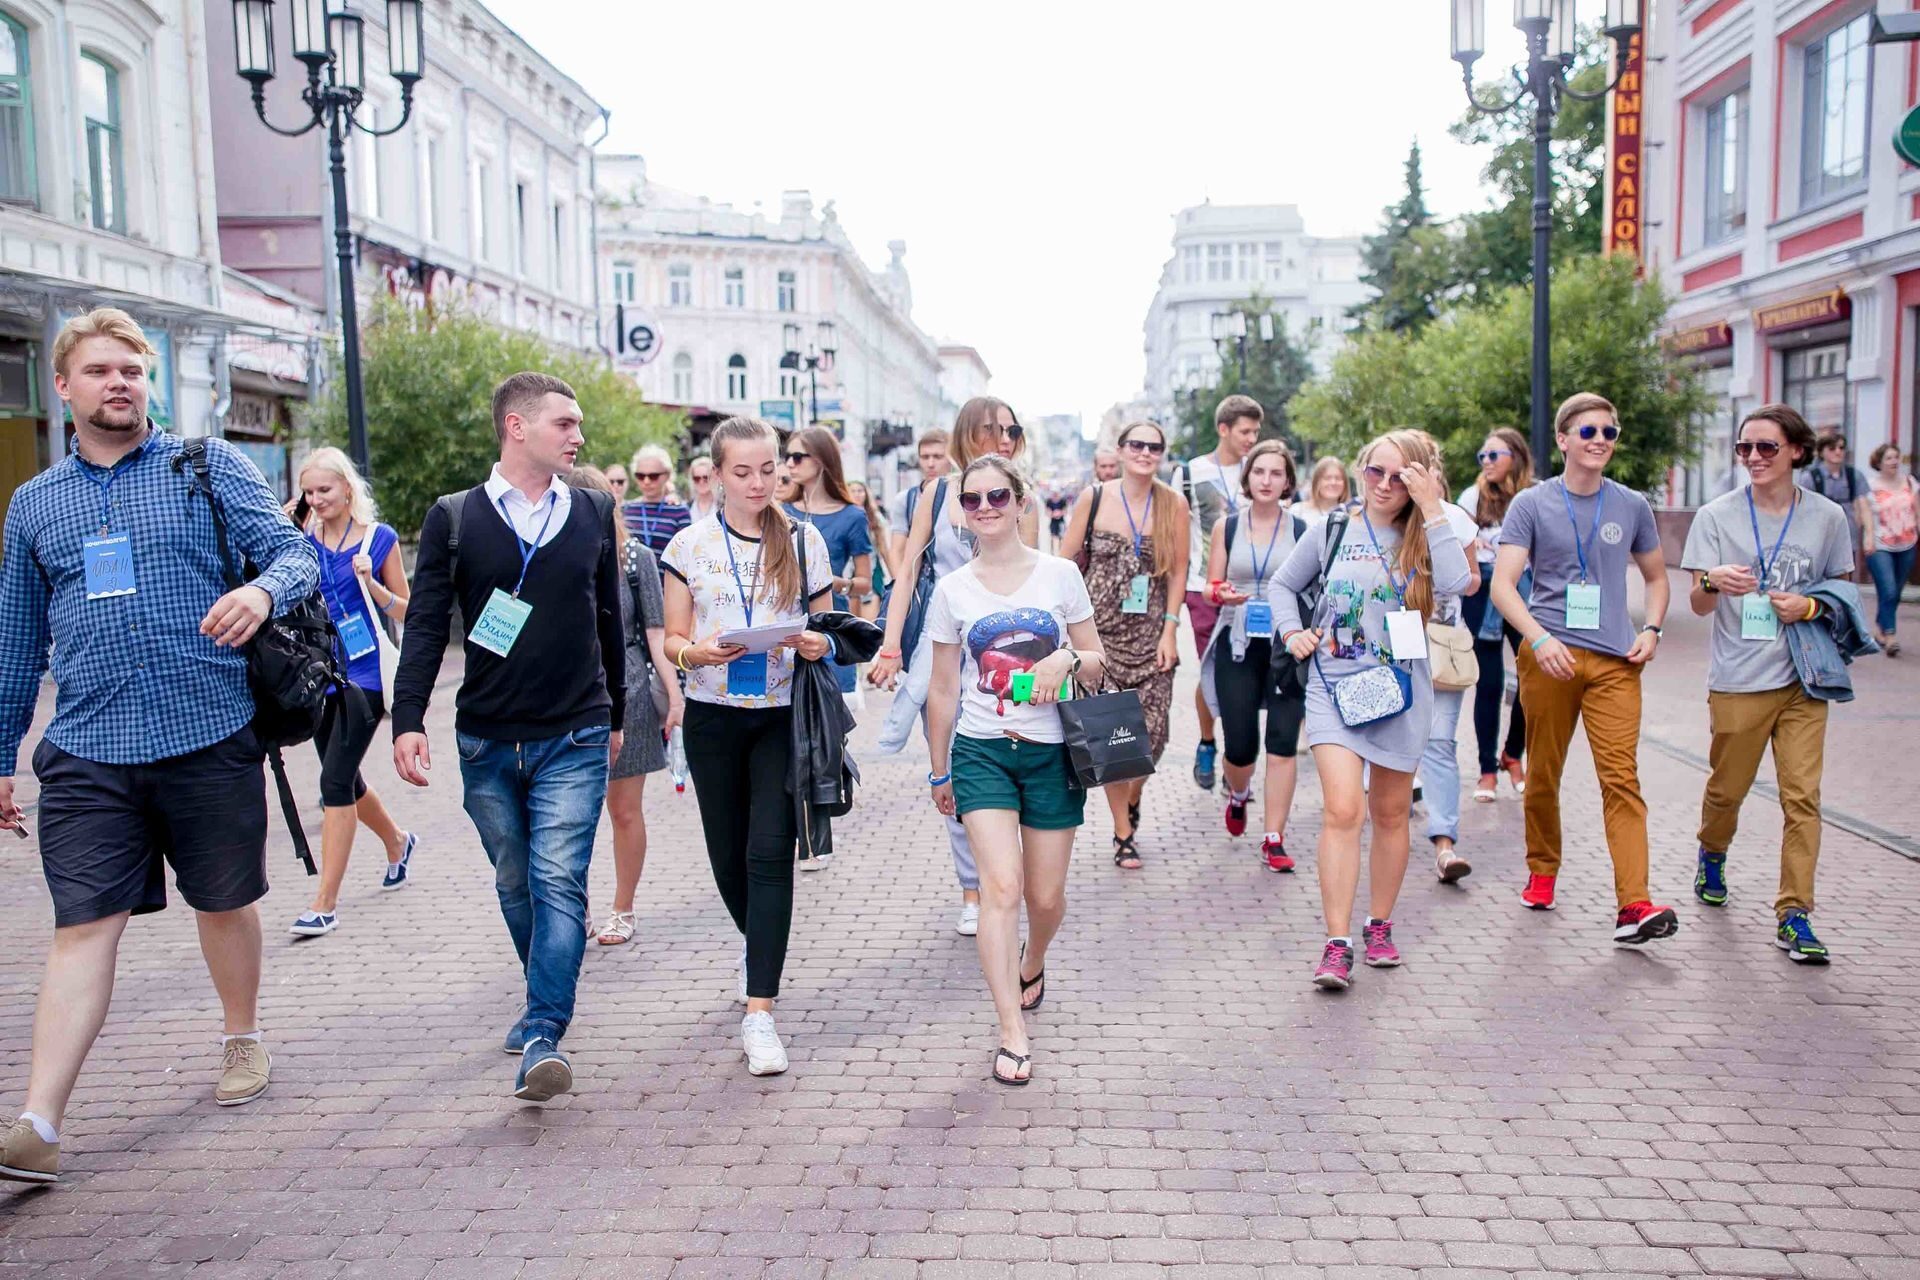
[484,0,1543,431]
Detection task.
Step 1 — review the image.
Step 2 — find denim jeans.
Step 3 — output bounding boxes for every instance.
[1416,687,1467,844]
[457,724,610,1048]
[1867,545,1917,636]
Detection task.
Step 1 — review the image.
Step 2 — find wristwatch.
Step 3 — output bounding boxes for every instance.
[1701,577,1720,595]
[1064,647,1083,675]
[1642,624,1664,637]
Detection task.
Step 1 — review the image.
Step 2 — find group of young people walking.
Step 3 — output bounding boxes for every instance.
[0,307,1890,1182]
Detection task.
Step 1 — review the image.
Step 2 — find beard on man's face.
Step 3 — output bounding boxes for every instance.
[83,397,145,432]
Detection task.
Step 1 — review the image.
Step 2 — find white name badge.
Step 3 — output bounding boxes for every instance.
[1565,581,1602,631]
[1384,608,1428,660]
[1740,592,1780,641]
[1243,600,1274,638]
[470,589,533,657]
[83,533,137,600]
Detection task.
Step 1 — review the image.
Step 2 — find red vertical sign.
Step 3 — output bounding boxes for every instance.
[1606,33,1645,269]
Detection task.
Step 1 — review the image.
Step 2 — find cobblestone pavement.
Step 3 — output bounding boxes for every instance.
[4,579,1920,1279]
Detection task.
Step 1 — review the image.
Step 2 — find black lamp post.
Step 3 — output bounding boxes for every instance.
[231,0,425,477]
[780,319,838,425]
[1452,0,1641,479]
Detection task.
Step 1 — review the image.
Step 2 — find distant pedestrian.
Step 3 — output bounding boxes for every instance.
[887,428,951,569]
[1866,443,1917,655]
[605,463,631,505]
[1800,430,1872,583]
[1492,392,1678,945]
[1298,455,1350,524]
[924,455,1105,1085]
[686,455,719,524]
[392,372,626,1103]
[1683,405,1854,963]
[0,308,319,1183]
[1198,440,1305,870]
[1091,446,1120,484]
[287,447,418,938]
[1059,419,1189,871]
[623,443,690,564]
[1272,431,1470,990]
[1457,428,1532,800]
[783,427,875,708]
[663,417,833,1076]
[847,480,892,624]
[1175,393,1264,794]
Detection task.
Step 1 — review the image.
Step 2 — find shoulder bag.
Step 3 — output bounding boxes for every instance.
[894,477,946,671]
[1425,617,1479,691]
[1300,506,1412,728]
[355,522,402,697]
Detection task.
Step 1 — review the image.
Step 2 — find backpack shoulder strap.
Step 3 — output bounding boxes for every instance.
[931,476,948,518]
[1292,512,1307,541]
[1322,507,1350,580]
[1087,480,1103,528]
[1223,511,1239,560]
[583,487,614,557]
[905,482,921,525]
[179,440,242,590]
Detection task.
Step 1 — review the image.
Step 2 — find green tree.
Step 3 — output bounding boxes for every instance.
[1168,296,1317,462]
[307,297,682,536]
[1290,253,1708,494]
[1353,142,1443,332]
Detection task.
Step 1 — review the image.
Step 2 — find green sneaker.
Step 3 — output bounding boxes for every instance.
[1776,911,1829,965]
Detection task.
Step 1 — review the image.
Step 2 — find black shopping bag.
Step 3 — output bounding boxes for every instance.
[1058,688,1157,789]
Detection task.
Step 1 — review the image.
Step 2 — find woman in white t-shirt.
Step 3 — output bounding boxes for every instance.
[662,417,833,1078]
[925,456,1105,1087]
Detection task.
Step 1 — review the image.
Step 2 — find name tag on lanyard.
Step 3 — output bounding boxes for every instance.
[1122,574,1152,615]
[727,652,768,697]
[83,533,137,599]
[1243,600,1273,638]
[336,609,378,659]
[1565,581,1602,631]
[1740,593,1780,641]
[470,589,533,657]
[1384,608,1428,659]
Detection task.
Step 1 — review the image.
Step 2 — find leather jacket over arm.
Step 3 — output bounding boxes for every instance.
[788,610,885,858]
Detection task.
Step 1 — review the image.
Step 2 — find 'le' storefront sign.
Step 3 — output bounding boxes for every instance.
[1605,32,1645,268]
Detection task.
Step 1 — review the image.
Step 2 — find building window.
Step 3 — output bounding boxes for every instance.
[0,13,35,206]
[1206,243,1231,282]
[1782,342,1850,435]
[1179,245,1200,284]
[80,53,123,233]
[551,203,565,289]
[1800,13,1870,208]
[513,182,528,274]
[778,371,800,398]
[724,265,745,307]
[422,135,441,242]
[668,262,692,306]
[1702,88,1747,246]
[1236,242,1257,282]
[671,352,693,402]
[472,162,490,260]
[777,269,796,312]
[726,353,747,400]
[611,261,636,303]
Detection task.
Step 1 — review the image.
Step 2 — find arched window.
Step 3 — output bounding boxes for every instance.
[726,353,747,402]
[671,352,693,403]
[0,12,36,206]
[79,52,122,232]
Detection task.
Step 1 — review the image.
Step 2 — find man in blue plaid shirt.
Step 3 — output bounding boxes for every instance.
[0,309,318,1184]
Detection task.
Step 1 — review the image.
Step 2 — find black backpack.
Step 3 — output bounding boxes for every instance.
[180,440,362,875]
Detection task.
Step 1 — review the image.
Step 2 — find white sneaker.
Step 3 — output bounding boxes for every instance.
[741,1011,788,1076]
[955,902,980,936]
[737,944,748,1004]
[797,853,832,872]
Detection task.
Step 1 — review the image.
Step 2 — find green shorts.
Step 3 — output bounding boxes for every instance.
[952,734,1086,830]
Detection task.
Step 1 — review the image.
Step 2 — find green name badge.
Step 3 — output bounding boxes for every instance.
[1740,592,1780,641]
[1565,581,1601,631]
[1122,573,1151,615]
[470,589,533,657]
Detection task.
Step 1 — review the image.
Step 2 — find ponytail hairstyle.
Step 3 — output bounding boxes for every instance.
[1358,429,1445,622]
[790,424,857,506]
[710,416,804,612]
[1113,419,1185,580]
[1473,426,1534,527]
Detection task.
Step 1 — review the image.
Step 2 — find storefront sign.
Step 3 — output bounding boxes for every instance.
[1754,288,1850,335]
[1896,103,1920,169]
[612,303,661,369]
[1605,32,1644,265]
[226,391,281,439]
[1666,320,1734,355]
[759,399,797,430]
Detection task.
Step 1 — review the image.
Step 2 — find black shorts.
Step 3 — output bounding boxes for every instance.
[31,726,270,927]
[1215,636,1307,766]
[315,689,386,807]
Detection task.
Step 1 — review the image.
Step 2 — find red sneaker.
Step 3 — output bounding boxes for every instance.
[1614,900,1679,945]
[1224,792,1249,838]
[1262,837,1294,873]
[1521,873,1557,910]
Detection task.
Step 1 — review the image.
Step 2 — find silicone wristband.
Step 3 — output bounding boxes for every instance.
[1530,634,1552,651]
[877,648,902,660]
[1162,612,1180,623]
[927,771,951,786]
[1803,598,1819,621]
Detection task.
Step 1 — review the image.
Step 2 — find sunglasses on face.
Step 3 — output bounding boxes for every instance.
[1121,438,1167,457]
[1361,464,1407,490]
[957,487,1014,512]
[784,452,811,466]
[691,472,713,483]
[1476,449,1512,464]
[635,470,669,481]
[999,424,1025,444]
[1734,440,1783,459]
[1572,424,1621,442]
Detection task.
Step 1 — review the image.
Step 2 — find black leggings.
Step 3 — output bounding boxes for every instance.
[683,700,797,1000]
[1214,638,1306,767]
[314,690,385,807]
[1470,631,1525,776]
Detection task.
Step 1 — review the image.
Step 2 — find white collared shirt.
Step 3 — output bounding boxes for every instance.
[484,464,572,548]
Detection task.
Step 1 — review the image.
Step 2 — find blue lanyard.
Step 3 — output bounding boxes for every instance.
[634,501,656,547]
[1119,484,1152,562]
[720,513,762,626]
[81,438,152,534]
[497,492,558,598]
[1558,479,1606,584]
[1359,508,1411,606]
[314,520,359,620]
[1248,510,1284,585]
[1747,486,1797,587]
[1213,459,1238,515]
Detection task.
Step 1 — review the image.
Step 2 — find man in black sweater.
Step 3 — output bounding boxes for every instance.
[392,372,624,1102]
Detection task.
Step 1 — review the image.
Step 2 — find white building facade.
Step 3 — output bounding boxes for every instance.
[595,155,943,500]
[1641,0,1920,508]
[1140,202,1369,421]
[0,0,238,517]
[937,341,992,425]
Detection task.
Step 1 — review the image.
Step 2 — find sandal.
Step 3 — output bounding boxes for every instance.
[1501,753,1527,795]
[596,910,636,946]
[1436,851,1472,884]
[991,1047,1031,1086]
[1112,834,1143,870]
[1473,774,1498,803]
[1020,967,1046,1011]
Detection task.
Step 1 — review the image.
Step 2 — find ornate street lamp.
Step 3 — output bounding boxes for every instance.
[1451,0,1640,477]
[780,319,838,425]
[231,0,426,477]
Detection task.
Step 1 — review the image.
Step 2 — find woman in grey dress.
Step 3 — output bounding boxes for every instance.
[1271,431,1470,991]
